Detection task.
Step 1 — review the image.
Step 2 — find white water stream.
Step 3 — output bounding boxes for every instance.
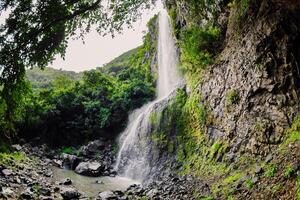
[115,9,182,182]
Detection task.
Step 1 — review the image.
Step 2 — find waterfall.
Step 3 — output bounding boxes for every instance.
[114,9,182,182]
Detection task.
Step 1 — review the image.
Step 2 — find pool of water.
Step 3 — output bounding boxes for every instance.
[52,167,139,197]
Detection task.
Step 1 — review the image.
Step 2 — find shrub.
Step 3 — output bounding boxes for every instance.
[0,152,27,168]
[180,26,220,72]
[59,147,74,155]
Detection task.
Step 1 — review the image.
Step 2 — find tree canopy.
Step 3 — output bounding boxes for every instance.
[0,0,154,138]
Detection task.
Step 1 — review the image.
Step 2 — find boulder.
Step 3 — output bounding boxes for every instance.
[52,159,63,168]
[19,191,34,199]
[75,162,103,176]
[255,165,263,174]
[40,187,51,196]
[95,180,104,184]
[80,140,105,156]
[2,187,14,196]
[12,144,22,151]
[62,178,72,185]
[146,189,159,198]
[265,154,273,163]
[61,154,81,170]
[60,187,81,200]
[98,191,117,200]
[40,196,55,200]
[2,169,12,176]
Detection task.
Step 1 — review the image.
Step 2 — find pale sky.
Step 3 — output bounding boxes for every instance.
[0,2,163,72]
[50,3,163,72]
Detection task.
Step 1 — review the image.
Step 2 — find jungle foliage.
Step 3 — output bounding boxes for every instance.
[0,0,155,139]
[1,15,158,146]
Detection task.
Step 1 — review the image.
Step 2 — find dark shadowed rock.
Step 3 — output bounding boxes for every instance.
[19,191,34,199]
[61,153,81,170]
[40,187,51,196]
[80,140,105,157]
[40,196,55,200]
[63,178,72,185]
[60,187,81,200]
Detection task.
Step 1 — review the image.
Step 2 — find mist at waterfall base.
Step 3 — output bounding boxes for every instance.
[115,9,182,182]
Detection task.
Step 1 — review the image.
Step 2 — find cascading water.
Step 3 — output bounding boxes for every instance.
[114,9,182,182]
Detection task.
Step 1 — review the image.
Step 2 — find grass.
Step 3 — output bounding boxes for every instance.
[284,164,295,178]
[209,141,228,160]
[226,90,239,105]
[138,197,149,200]
[0,152,28,169]
[210,142,222,158]
[212,171,244,198]
[264,164,277,178]
[33,183,41,196]
[151,132,167,144]
[272,183,283,194]
[59,146,74,155]
[199,197,214,200]
[150,111,158,125]
[254,63,264,70]
[280,115,300,149]
[286,131,300,144]
[244,179,254,188]
[223,172,243,184]
[227,0,236,8]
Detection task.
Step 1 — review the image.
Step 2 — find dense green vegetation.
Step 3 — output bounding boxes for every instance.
[165,1,222,91]
[0,15,158,147]
[158,1,227,178]
[99,48,139,76]
[26,67,82,89]
[0,0,155,140]
[179,26,220,73]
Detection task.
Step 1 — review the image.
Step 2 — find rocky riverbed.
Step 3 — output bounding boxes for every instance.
[0,140,207,200]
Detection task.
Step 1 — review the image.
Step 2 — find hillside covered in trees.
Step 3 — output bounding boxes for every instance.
[16,16,158,146]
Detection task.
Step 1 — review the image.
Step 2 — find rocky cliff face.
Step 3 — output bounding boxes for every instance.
[161,0,300,162]
[200,0,300,158]
[144,0,300,199]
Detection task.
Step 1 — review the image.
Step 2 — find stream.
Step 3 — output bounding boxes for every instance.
[52,167,139,197]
